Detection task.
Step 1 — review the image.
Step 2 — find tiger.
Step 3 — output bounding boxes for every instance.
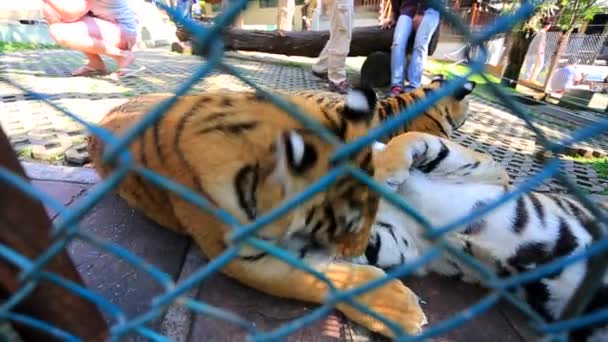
[350,131,608,342]
[87,87,430,338]
[294,75,477,143]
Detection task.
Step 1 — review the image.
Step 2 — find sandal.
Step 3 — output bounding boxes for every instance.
[109,65,146,80]
[71,65,107,77]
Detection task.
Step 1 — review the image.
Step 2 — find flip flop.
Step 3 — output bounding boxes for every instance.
[109,65,146,80]
[71,65,107,77]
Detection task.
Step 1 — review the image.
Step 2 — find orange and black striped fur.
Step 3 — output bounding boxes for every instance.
[295,75,476,142]
[87,88,427,338]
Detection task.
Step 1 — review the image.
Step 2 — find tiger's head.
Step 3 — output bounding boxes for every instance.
[386,74,477,139]
[270,88,380,257]
[422,74,476,131]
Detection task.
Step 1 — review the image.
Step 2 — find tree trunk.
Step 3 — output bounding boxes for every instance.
[501,30,534,88]
[190,25,440,57]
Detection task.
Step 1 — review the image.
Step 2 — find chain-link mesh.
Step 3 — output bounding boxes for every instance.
[1,0,607,341]
[522,31,608,85]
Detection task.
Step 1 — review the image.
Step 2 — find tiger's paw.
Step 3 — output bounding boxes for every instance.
[333,265,427,338]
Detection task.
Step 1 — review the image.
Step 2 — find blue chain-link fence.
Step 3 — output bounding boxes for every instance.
[1,0,607,341]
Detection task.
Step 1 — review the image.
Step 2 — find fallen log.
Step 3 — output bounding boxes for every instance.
[181,25,439,58]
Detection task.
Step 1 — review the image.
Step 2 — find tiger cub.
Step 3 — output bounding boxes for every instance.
[354,132,607,342]
[295,75,476,142]
[87,88,429,338]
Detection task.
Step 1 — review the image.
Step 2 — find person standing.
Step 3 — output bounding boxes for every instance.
[42,0,143,79]
[524,18,551,83]
[311,0,354,94]
[382,0,441,96]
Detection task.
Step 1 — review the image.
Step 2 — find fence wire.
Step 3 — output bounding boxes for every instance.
[522,31,608,86]
[0,0,607,341]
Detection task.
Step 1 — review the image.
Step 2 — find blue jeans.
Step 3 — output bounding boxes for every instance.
[176,0,192,20]
[390,9,440,90]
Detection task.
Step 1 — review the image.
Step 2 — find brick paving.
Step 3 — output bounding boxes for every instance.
[0,47,606,194]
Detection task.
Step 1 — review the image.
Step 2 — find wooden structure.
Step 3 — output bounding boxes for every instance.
[176,0,440,87]
[0,128,108,341]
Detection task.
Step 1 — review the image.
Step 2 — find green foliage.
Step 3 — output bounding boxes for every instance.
[499,0,607,33]
[550,0,607,30]
[0,42,61,53]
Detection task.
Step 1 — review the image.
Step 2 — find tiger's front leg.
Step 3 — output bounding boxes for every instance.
[170,200,427,339]
[221,243,428,339]
[373,132,510,189]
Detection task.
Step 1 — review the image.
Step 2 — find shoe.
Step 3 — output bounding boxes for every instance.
[312,69,329,80]
[329,80,352,94]
[390,85,404,96]
[71,65,107,77]
[109,65,146,80]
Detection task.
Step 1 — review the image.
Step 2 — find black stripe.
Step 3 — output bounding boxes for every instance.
[305,207,315,225]
[419,140,449,173]
[423,112,449,137]
[153,120,163,161]
[554,217,578,259]
[375,221,394,230]
[528,193,545,226]
[198,121,258,135]
[240,252,268,261]
[364,232,381,265]
[547,194,568,212]
[463,241,475,256]
[443,107,456,130]
[174,97,217,205]
[561,197,590,225]
[360,150,374,175]
[380,100,393,119]
[134,126,159,203]
[205,112,229,122]
[234,164,259,220]
[321,108,341,135]
[512,196,529,234]
[463,201,486,234]
[221,98,234,106]
[394,95,408,109]
[388,228,398,245]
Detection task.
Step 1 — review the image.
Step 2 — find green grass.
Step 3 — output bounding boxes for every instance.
[0,41,62,53]
[571,157,608,180]
[17,147,32,158]
[424,60,519,101]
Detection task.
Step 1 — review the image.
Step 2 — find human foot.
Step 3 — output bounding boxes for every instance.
[71,64,107,77]
[110,52,144,79]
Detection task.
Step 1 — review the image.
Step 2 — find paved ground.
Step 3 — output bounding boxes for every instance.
[16,162,537,342]
[1,47,606,194]
[2,47,607,341]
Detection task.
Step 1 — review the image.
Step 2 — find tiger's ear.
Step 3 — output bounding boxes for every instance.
[453,81,476,100]
[343,87,377,122]
[430,74,445,83]
[371,141,387,154]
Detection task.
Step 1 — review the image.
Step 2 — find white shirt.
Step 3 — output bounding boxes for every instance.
[550,65,577,93]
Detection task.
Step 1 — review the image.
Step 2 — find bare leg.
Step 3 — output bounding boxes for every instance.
[47,15,136,76]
